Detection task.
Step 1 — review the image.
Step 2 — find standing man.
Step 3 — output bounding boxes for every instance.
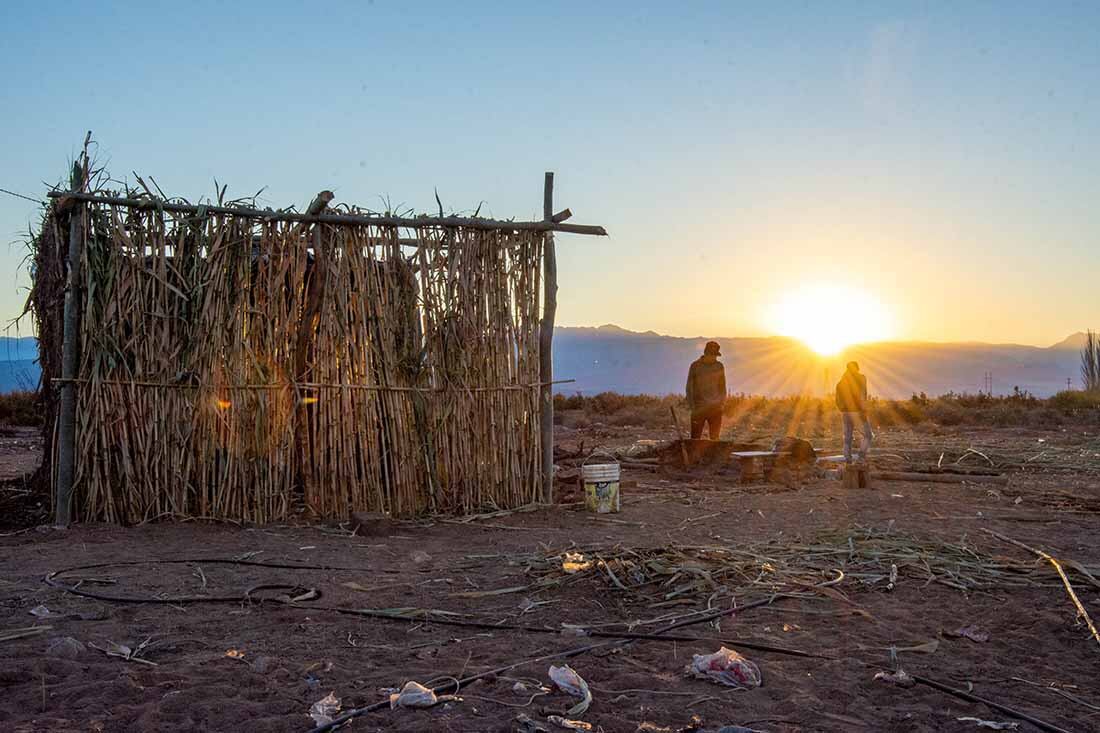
[836,361,873,463]
[686,341,727,440]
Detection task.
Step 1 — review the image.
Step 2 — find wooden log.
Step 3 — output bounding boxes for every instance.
[842,463,869,489]
[539,172,557,504]
[55,160,85,527]
[875,470,1008,485]
[47,190,608,236]
[618,461,659,472]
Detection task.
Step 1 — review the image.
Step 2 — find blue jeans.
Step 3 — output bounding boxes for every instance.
[842,412,873,462]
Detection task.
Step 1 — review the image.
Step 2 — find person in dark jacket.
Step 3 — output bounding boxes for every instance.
[686,341,727,440]
[836,360,872,463]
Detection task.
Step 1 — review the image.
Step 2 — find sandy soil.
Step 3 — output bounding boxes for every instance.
[2,424,1099,732]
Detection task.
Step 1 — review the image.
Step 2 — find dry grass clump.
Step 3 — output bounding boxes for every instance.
[520,526,1068,612]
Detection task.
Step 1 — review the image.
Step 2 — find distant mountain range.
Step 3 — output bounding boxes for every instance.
[554,325,1090,398]
[0,330,1089,398]
[0,337,39,393]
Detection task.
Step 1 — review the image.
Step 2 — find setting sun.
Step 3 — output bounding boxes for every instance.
[767,284,894,356]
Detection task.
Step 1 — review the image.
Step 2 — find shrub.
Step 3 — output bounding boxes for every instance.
[550,389,1100,434]
[0,391,42,427]
[1049,390,1100,412]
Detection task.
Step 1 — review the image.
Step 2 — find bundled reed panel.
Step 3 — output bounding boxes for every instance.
[65,199,545,523]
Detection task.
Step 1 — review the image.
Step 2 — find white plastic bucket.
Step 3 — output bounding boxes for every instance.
[581,462,621,513]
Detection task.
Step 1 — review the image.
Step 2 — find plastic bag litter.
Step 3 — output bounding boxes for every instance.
[957,717,1019,730]
[388,680,459,709]
[46,636,86,659]
[686,647,762,689]
[308,692,341,726]
[548,664,592,716]
[873,668,915,688]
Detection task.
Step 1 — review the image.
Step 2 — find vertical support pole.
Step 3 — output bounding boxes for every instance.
[56,162,85,526]
[539,172,557,504]
[294,191,334,515]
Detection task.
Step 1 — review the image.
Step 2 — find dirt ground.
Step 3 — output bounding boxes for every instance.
[2,423,1100,732]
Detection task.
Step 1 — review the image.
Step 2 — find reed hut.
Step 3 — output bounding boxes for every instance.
[34,157,605,525]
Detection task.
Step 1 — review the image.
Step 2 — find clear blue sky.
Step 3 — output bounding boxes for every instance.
[1,1,1097,345]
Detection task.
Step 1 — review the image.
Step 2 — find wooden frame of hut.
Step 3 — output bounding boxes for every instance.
[37,157,606,525]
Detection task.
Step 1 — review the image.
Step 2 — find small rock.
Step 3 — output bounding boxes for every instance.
[46,636,86,659]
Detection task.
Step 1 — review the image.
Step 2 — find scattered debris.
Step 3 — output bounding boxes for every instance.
[90,638,158,666]
[561,552,592,574]
[548,715,593,731]
[309,692,341,726]
[45,636,86,659]
[947,625,991,643]
[887,563,898,591]
[549,664,593,716]
[389,680,457,709]
[873,669,915,688]
[409,550,432,565]
[523,528,1043,609]
[686,648,762,689]
[624,440,662,457]
[888,639,939,655]
[0,626,52,643]
[29,605,55,619]
[515,713,551,732]
[225,648,245,659]
[983,528,1100,649]
[957,717,1019,730]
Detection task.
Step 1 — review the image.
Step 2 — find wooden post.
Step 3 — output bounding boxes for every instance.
[55,161,85,526]
[539,172,557,504]
[294,191,334,513]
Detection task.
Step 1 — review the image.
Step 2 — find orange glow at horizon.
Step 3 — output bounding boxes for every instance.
[766,284,894,356]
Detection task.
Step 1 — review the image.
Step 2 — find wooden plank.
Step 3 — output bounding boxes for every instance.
[875,470,1008,485]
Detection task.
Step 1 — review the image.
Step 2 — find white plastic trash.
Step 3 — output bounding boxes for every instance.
[581,462,621,513]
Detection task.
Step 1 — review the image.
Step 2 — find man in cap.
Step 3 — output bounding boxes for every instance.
[685,341,727,440]
[835,360,873,463]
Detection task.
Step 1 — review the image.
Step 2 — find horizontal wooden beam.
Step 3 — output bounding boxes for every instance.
[47,191,608,236]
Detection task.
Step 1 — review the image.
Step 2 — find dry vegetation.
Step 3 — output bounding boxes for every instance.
[555,389,1100,436]
[0,391,42,428]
